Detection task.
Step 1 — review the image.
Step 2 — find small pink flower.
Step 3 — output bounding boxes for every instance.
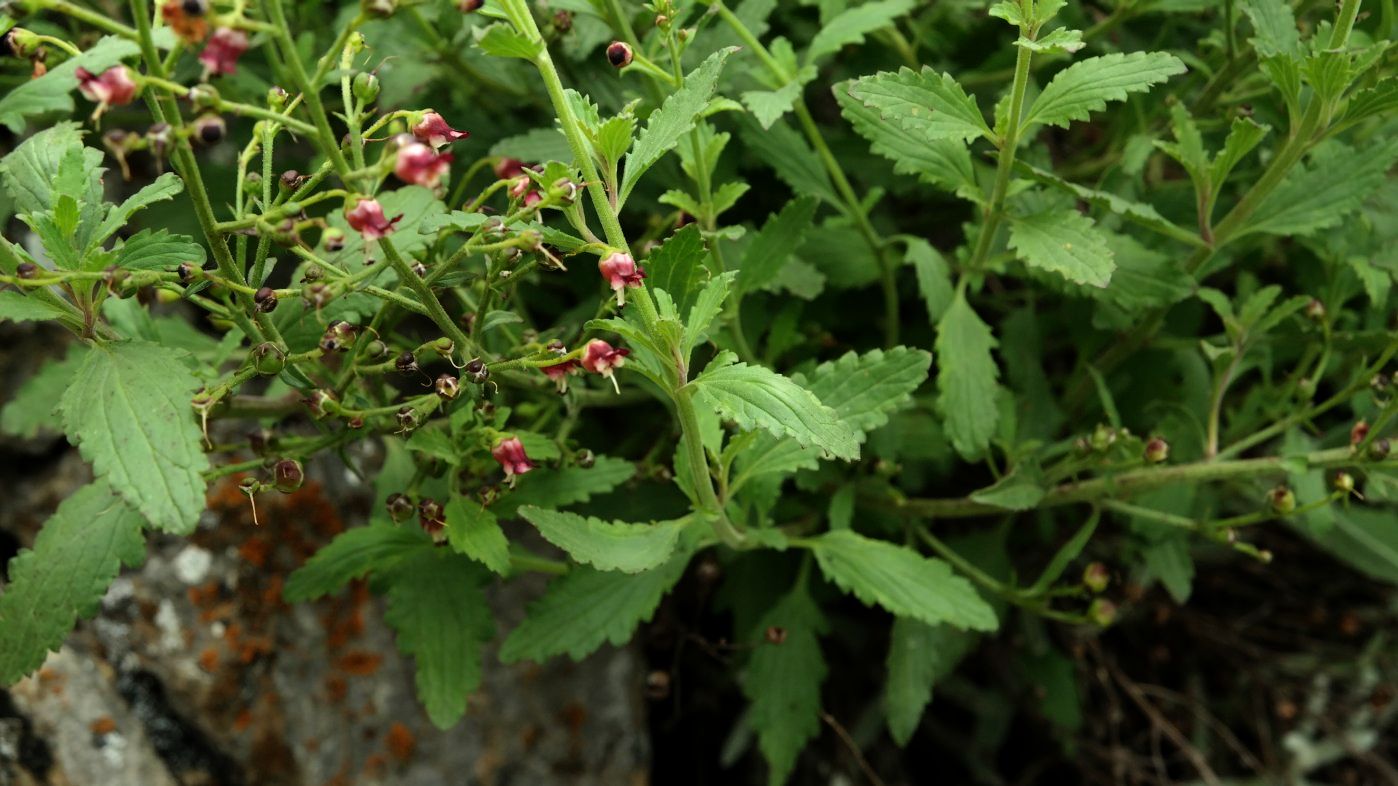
[494,157,526,180]
[76,66,137,112]
[597,252,645,306]
[508,176,530,200]
[198,27,249,76]
[412,112,469,149]
[581,339,630,393]
[345,198,402,240]
[491,436,536,484]
[394,142,454,188]
[523,190,542,208]
[539,359,579,392]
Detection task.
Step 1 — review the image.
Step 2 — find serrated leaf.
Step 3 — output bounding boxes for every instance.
[836,85,977,198]
[446,498,511,575]
[594,114,636,164]
[969,464,1046,510]
[1208,117,1270,202]
[58,340,210,533]
[1008,209,1115,287]
[684,271,738,355]
[935,293,1000,459]
[905,238,953,323]
[0,291,70,324]
[744,584,828,785]
[1014,161,1202,246]
[1244,139,1398,238]
[742,81,803,129]
[475,23,544,60]
[489,127,573,162]
[693,361,860,460]
[1022,52,1187,129]
[282,525,429,602]
[91,172,184,249]
[1,344,87,438]
[0,482,145,684]
[495,455,637,515]
[1239,0,1301,58]
[803,347,931,435]
[1015,27,1084,54]
[810,531,998,631]
[885,618,974,746]
[805,0,913,65]
[112,229,208,272]
[738,196,819,295]
[382,551,495,729]
[1091,231,1193,313]
[620,48,735,205]
[845,67,992,142]
[737,119,840,206]
[0,36,139,133]
[646,224,707,318]
[499,554,689,662]
[1,124,106,249]
[518,506,683,573]
[1343,80,1398,126]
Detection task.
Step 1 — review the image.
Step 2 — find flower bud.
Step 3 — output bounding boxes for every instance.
[1087,598,1116,627]
[177,262,201,284]
[199,27,248,76]
[597,252,645,306]
[193,113,226,144]
[76,66,138,112]
[3,28,41,59]
[386,492,413,522]
[1267,485,1296,516]
[251,342,286,376]
[253,286,278,313]
[362,0,397,17]
[465,358,490,385]
[394,142,453,188]
[15,262,38,280]
[418,498,446,542]
[364,339,389,360]
[1082,562,1109,593]
[606,41,633,68]
[1334,471,1356,494]
[1304,298,1326,322]
[411,111,469,149]
[458,0,482,10]
[430,337,455,358]
[322,228,346,253]
[273,459,304,493]
[345,199,402,240]
[435,374,461,400]
[267,86,289,109]
[352,71,380,103]
[1143,437,1169,464]
[575,449,595,468]
[645,670,670,700]
[765,626,787,645]
[1351,420,1370,446]
[302,282,333,310]
[280,169,306,192]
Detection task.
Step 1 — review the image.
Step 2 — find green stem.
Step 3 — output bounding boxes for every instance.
[37,0,138,37]
[968,39,1033,271]
[264,0,353,179]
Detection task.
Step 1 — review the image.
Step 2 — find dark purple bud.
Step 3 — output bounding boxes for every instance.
[395,350,418,375]
[606,41,633,68]
[253,286,278,313]
[16,262,38,280]
[193,113,226,145]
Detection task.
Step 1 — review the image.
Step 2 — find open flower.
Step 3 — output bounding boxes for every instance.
[76,67,137,116]
[491,436,536,484]
[412,111,469,149]
[394,142,453,188]
[581,339,630,393]
[199,28,249,77]
[345,198,402,240]
[597,252,645,306]
[539,358,579,392]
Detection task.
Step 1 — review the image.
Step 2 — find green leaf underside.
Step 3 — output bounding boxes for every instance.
[812,531,998,631]
[837,86,976,196]
[382,551,495,729]
[2,345,88,438]
[935,293,1000,459]
[745,585,829,785]
[446,498,512,575]
[282,525,429,602]
[885,618,975,745]
[0,291,71,323]
[0,482,146,683]
[1023,52,1187,129]
[58,340,210,534]
[518,506,683,573]
[694,362,860,460]
[1008,209,1115,287]
[500,554,689,663]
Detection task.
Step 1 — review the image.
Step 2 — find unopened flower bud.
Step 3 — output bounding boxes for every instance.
[1351,420,1370,446]
[1088,598,1117,627]
[465,358,489,384]
[430,337,454,358]
[15,262,38,280]
[1267,485,1296,515]
[273,459,304,493]
[352,71,380,103]
[322,228,346,253]
[575,449,595,468]
[302,282,333,310]
[385,492,413,522]
[606,41,633,68]
[1143,437,1169,464]
[253,286,278,313]
[362,0,397,17]
[193,113,226,144]
[280,169,305,192]
[458,0,482,10]
[319,320,357,353]
[645,670,670,700]
[267,86,289,108]
[1370,438,1392,460]
[1082,562,1109,593]
[1304,298,1326,321]
[178,262,201,283]
[395,350,418,375]
[364,339,388,359]
[1334,471,1355,494]
[251,342,286,375]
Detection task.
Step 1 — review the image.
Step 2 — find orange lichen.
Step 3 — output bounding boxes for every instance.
[385,723,416,762]
[336,651,383,676]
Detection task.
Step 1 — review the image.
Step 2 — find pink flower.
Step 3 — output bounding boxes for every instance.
[491,436,536,483]
[494,157,526,179]
[597,252,645,306]
[581,339,630,393]
[198,27,248,76]
[76,67,137,112]
[523,190,542,208]
[539,359,579,392]
[394,142,454,188]
[412,112,469,149]
[345,198,402,240]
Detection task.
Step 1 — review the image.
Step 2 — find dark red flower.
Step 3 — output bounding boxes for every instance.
[199,27,249,76]
[540,358,579,392]
[345,198,402,240]
[394,142,453,188]
[412,111,469,149]
[581,339,630,393]
[76,67,137,112]
[491,436,536,483]
[597,251,645,306]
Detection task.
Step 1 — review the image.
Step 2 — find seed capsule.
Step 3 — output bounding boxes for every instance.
[606,41,633,68]
[253,286,278,313]
[273,459,304,493]
[434,374,461,400]
[1267,485,1296,515]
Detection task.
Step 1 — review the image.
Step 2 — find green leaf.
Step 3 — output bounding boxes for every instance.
[802,347,931,435]
[496,455,637,515]
[811,531,998,631]
[594,114,636,165]
[1091,231,1193,312]
[112,229,207,272]
[0,36,139,133]
[646,224,707,318]
[474,23,544,60]
[1239,0,1301,58]
[282,525,429,602]
[1014,161,1202,246]
[741,81,803,129]
[684,270,738,355]
[58,340,210,533]
[744,584,828,785]
[620,48,735,205]
[693,361,860,460]
[935,293,1001,459]
[1208,117,1270,202]
[1343,79,1398,126]
[499,554,689,662]
[1008,209,1115,287]
[0,482,145,683]
[1026,512,1100,594]
[836,85,977,198]
[489,127,572,162]
[737,119,840,206]
[1244,139,1398,238]
[738,196,819,295]
[91,172,184,249]
[0,123,104,221]
[2,344,87,438]
[382,551,495,729]
[0,290,70,324]
[906,238,953,323]
[968,463,1046,510]
[1142,536,1194,602]
[1022,52,1187,129]
[805,0,913,65]
[518,506,683,573]
[844,67,993,142]
[445,498,511,575]
[1015,27,1084,54]
[885,618,974,746]
[1304,508,1398,585]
